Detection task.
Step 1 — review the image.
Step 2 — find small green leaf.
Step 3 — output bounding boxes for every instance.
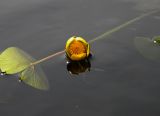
[0,47,33,74]
[19,65,49,90]
[134,37,160,61]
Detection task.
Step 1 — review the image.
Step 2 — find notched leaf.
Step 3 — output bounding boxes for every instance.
[19,65,49,90]
[0,47,33,74]
[134,37,160,61]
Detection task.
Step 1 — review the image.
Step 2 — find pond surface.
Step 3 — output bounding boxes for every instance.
[0,0,160,116]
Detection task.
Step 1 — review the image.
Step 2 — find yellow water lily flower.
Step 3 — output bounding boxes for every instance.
[65,36,90,61]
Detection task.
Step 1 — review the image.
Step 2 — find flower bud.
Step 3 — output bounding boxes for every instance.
[65,36,90,61]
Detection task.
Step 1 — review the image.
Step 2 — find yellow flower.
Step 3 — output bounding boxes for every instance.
[65,36,90,61]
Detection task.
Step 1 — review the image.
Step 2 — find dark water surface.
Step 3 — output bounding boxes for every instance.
[0,0,160,116]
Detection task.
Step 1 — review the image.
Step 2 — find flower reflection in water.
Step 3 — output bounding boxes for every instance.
[66,54,92,75]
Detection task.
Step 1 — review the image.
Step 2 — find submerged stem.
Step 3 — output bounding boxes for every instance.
[31,50,65,66]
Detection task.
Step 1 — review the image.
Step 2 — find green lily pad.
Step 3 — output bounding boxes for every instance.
[19,65,49,90]
[0,47,33,74]
[134,37,160,61]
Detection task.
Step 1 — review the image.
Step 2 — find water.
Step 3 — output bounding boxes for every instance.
[0,0,160,116]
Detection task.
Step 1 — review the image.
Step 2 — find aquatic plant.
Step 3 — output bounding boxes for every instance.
[65,36,90,61]
[0,10,157,90]
[134,36,160,61]
[0,47,49,90]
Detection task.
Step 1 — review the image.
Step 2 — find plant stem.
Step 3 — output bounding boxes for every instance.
[88,10,158,44]
[30,10,158,66]
[31,50,65,66]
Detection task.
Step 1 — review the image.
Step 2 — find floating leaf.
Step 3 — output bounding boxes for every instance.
[134,37,160,61]
[0,47,33,74]
[19,65,49,90]
[153,36,160,45]
[0,47,49,90]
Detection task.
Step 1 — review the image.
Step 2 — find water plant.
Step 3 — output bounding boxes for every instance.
[134,36,160,61]
[0,10,157,90]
